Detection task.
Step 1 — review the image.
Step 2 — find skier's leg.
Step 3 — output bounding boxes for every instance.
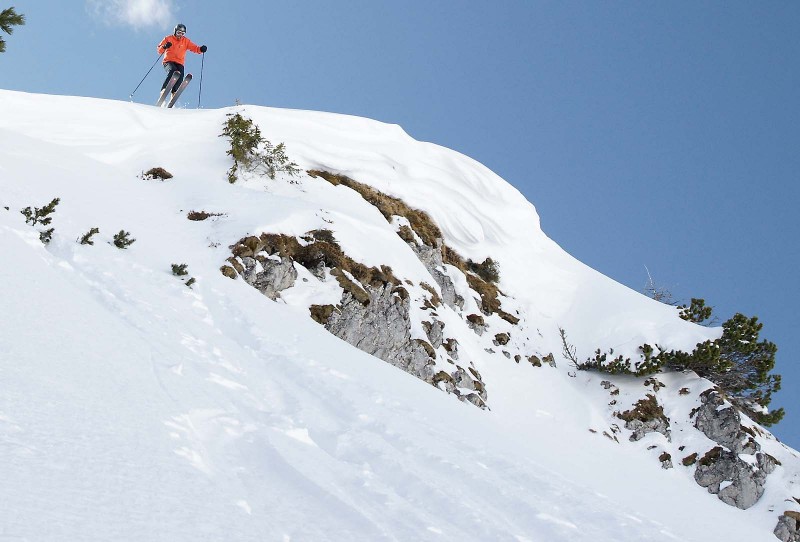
[161,63,176,90]
[161,62,184,91]
[171,64,185,94]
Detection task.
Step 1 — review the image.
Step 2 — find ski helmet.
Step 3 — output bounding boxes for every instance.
[174,24,186,35]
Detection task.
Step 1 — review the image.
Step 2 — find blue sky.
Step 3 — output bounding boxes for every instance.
[3,1,798,449]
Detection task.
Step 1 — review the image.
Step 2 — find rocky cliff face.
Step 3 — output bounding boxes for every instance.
[219,170,798,540]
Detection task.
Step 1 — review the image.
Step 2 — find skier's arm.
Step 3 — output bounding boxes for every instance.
[157,37,171,53]
[186,39,203,54]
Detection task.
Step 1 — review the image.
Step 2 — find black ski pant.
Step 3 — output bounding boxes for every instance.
[161,62,185,93]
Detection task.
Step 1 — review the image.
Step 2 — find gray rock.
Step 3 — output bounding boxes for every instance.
[463,393,486,408]
[410,241,464,311]
[241,256,297,300]
[619,395,671,442]
[694,390,759,455]
[774,513,800,542]
[423,319,445,349]
[326,283,437,381]
[467,315,488,336]
[625,417,671,442]
[693,447,774,510]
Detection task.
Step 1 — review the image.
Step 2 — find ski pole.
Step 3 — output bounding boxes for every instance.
[197,52,205,108]
[129,51,164,100]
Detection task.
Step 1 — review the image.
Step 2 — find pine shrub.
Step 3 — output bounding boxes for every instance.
[576,305,784,426]
[678,298,713,324]
[113,230,135,249]
[39,228,54,245]
[220,112,300,183]
[0,7,25,53]
[79,227,100,245]
[21,197,59,226]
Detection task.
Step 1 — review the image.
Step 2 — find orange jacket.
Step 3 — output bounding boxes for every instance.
[157,35,202,66]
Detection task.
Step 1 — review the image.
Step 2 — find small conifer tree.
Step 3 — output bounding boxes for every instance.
[113,230,135,249]
[39,228,54,245]
[79,227,100,245]
[678,298,713,324]
[21,197,59,226]
[220,112,300,183]
[577,306,784,426]
[0,7,25,53]
[21,197,59,244]
[172,263,196,287]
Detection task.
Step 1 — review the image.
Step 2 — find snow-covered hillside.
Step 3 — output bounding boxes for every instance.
[0,89,797,541]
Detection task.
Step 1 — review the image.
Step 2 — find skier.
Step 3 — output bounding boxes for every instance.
[156,23,207,105]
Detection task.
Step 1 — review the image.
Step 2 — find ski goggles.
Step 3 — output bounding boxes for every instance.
[175,30,185,36]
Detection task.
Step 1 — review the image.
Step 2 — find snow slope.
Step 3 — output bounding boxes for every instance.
[0,89,796,541]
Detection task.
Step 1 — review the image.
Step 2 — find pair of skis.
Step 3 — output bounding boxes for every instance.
[156,71,193,108]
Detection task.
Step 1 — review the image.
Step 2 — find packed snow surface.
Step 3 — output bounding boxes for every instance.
[0,90,796,541]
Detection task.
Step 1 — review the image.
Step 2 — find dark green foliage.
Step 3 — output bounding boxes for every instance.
[172,263,195,287]
[678,298,713,324]
[171,263,189,276]
[79,227,100,245]
[39,228,54,245]
[220,112,300,183]
[21,197,59,226]
[704,314,781,425]
[21,198,59,244]
[467,257,500,284]
[646,314,783,425]
[113,230,135,249]
[578,347,660,376]
[0,7,25,53]
[578,307,783,426]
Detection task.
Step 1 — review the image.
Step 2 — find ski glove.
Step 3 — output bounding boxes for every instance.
[162,42,172,49]
[200,45,207,53]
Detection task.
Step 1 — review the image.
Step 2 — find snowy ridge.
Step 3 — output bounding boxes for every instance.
[0,89,797,541]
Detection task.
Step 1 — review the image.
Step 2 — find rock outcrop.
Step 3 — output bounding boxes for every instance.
[775,512,800,542]
[693,446,776,510]
[240,255,298,300]
[324,283,436,383]
[694,389,759,454]
[223,229,490,408]
[618,394,671,442]
[691,389,777,510]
